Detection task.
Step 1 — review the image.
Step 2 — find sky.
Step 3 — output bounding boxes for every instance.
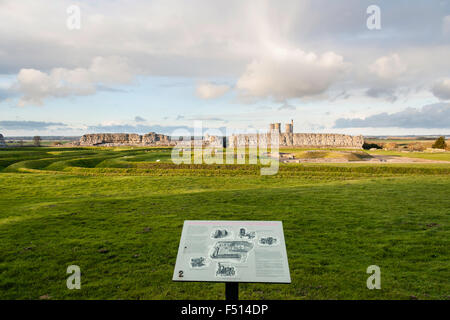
[0,0,450,136]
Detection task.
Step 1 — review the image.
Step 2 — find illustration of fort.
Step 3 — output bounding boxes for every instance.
[75,121,364,148]
[259,236,278,246]
[210,241,254,261]
[239,228,256,240]
[190,257,207,268]
[211,229,229,239]
[216,263,236,277]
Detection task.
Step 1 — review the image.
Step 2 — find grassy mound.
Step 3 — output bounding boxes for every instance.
[0,147,449,299]
[291,150,373,161]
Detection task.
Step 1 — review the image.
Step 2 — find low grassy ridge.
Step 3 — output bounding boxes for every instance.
[368,149,450,162]
[289,150,373,161]
[0,147,449,299]
[364,138,450,153]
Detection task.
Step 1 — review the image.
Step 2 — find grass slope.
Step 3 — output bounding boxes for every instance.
[0,147,449,300]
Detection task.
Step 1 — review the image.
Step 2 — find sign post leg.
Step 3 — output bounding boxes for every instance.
[225,282,239,300]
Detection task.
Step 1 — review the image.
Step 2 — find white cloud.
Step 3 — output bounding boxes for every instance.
[236,49,347,100]
[13,56,134,106]
[432,78,450,100]
[196,83,230,99]
[369,54,407,79]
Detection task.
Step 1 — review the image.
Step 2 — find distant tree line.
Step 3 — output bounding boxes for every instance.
[362,142,382,150]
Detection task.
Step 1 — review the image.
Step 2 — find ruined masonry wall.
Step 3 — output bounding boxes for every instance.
[229,133,364,148]
[79,132,364,148]
[79,133,173,146]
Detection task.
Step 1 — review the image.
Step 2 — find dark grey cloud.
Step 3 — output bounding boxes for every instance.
[366,87,397,102]
[334,103,450,129]
[187,116,226,122]
[1,0,448,76]
[134,116,146,122]
[278,103,296,111]
[0,120,67,130]
[330,91,350,102]
[96,85,128,93]
[288,0,450,46]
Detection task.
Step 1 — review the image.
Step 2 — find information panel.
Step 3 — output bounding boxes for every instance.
[173,220,291,283]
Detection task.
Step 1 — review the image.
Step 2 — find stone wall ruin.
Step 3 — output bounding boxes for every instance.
[77,121,364,149]
[79,132,174,146]
[228,133,364,148]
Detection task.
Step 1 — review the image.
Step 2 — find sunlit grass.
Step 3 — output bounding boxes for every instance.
[0,147,449,300]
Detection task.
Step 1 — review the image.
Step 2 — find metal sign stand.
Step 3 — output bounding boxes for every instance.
[225,282,239,300]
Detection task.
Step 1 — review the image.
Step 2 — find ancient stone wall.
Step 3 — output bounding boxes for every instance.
[78,131,363,148]
[0,134,6,147]
[229,133,364,148]
[79,132,173,146]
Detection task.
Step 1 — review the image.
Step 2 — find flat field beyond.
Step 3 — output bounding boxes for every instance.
[0,147,449,299]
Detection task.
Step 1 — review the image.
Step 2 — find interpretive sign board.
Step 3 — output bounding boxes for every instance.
[173,220,291,283]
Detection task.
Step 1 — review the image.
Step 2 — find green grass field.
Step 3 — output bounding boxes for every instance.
[368,149,450,162]
[0,147,449,300]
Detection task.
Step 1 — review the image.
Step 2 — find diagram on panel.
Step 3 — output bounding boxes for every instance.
[210,240,254,262]
[189,256,209,269]
[258,236,278,246]
[211,228,232,239]
[215,262,236,277]
[238,227,256,240]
